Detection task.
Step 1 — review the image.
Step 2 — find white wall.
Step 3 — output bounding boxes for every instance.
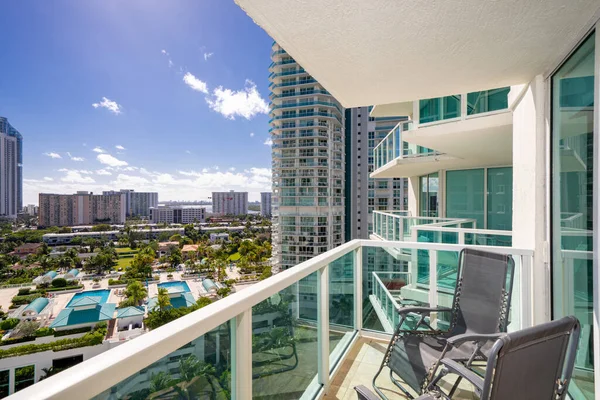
[511,75,550,325]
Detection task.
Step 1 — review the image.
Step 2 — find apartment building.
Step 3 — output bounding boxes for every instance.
[23,204,38,216]
[260,192,272,217]
[211,191,248,216]
[149,205,206,224]
[0,117,22,219]
[270,43,345,270]
[38,192,126,227]
[344,107,407,240]
[102,190,158,217]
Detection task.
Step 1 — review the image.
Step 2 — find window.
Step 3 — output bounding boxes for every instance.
[15,365,35,392]
[419,173,439,217]
[551,32,595,398]
[0,370,8,398]
[446,169,484,228]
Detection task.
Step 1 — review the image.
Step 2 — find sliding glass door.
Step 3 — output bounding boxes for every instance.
[551,32,595,399]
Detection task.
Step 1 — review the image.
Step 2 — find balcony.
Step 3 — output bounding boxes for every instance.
[13,239,535,400]
[371,87,515,179]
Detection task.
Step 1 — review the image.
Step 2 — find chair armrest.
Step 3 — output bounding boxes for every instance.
[353,385,380,400]
[439,358,484,392]
[397,306,452,316]
[446,332,503,347]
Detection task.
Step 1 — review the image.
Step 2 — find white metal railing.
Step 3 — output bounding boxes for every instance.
[10,239,535,400]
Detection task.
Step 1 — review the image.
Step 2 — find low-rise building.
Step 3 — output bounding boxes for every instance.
[42,228,185,245]
[209,233,229,242]
[149,206,205,224]
[11,243,43,258]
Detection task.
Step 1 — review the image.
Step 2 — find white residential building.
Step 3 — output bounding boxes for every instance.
[23,204,38,216]
[260,192,272,217]
[0,117,22,219]
[149,206,205,224]
[103,190,158,217]
[270,43,345,270]
[211,190,248,216]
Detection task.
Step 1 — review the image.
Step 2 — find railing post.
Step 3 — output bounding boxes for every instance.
[232,309,252,400]
[520,255,533,329]
[317,265,330,386]
[429,250,438,328]
[354,247,363,331]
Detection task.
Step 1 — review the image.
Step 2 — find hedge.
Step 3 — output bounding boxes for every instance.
[17,288,31,296]
[35,327,55,337]
[0,336,36,346]
[43,285,83,293]
[54,326,91,337]
[0,319,20,330]
[51,278,68,288]
[0,328,106,359]
[10,294,42,306]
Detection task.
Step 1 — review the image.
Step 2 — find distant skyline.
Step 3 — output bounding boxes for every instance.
[0,1,274,205]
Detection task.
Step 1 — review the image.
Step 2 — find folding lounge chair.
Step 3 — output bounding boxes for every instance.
[355,316,580,400]
[371,248,515,399]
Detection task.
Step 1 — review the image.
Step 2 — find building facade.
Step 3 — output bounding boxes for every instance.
[103,190,158,218]
[211,191,248,216]
[149,206,206,224]
[23,204,38,216]
[344,107,407,240]
[0,117,22,219]
[260,192,272,217]
[269,43,345,270]
[38,192,126,227]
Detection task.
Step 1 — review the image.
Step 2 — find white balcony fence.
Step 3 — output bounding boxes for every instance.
[10,239,534,400]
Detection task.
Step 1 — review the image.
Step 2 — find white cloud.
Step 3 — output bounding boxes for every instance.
[161,49,168,55]
[66,152,85,162]
[185,150,192,154]
[204,52,214,61]
[250,132,255,137]
[44,152,62,159]
[97,154,128,167]
[115,145,126,150]
[205,80,269,120]
[183,72,208,94]
[96,169,112,176]
[43,177,54,181]
[92,97,122,115]
[92,147,105,153]
[122,166,138,172]
[58,169,93,175]
[112,174,150,186]
[229,167,236,171]
[61,171,95,184]
[264,138,273,146]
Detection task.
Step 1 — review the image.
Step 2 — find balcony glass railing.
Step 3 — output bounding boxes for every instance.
[15,240,533,400]
[372,121,439,169]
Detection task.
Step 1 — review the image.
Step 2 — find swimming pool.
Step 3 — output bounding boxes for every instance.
[66,289,111,308]
[157,281,191,294]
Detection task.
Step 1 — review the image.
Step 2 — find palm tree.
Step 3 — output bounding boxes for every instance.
[124,281,147,306]
[156,287,171,312]
[149,371,173,393]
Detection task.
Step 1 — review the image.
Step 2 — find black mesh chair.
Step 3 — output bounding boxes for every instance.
[355,316,580,400]
[371,248,515,399]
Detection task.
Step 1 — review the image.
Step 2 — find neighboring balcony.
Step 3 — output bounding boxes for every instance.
[14,239,536,400]
[371,87,516,179]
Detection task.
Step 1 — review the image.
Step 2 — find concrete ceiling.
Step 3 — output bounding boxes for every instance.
[235,0,600,107]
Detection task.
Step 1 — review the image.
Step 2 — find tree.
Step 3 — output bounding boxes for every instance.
[196,297,212,308]
[259,265,273,281]
[149,371,174,393]
[168,247,182,267]
[13,321,40,338]
[216,287,231,298]
[156,287,171,312]
[122,281,147,307]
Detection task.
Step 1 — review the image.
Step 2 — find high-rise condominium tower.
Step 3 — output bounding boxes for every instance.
[260,192,272,217]
[38,192,126,227]
[102,189,158,217]
[270,43,345,270]
[0,117,22,219]
[212,191,248,216]
[344,107,407,240]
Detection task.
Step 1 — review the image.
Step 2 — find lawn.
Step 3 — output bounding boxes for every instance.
[227,252,241,261]
[116,258,132,270]
[115,247,139,254]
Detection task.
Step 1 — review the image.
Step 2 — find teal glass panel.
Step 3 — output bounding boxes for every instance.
[419,173,439,217]
[253,274,318,399]
[467,87,510,115]
[419,95,461,124]
[446,169,485,228]
[551,33,595,398]
[93,323,232,399]
[0,370,8,398]
[487,167,513,230]
[329,252,355,370]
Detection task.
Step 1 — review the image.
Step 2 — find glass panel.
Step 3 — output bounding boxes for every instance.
[253,273,318,399]
[14,366,34,393]
[551,33,595,399]
[0,370,7,399]
[93,323,231,399]
[446,169,485,228]
[419,95,461,124]
[467,87,510,115]
[329,252,355,370]
[419,173,439,218]
[487,167,513,230]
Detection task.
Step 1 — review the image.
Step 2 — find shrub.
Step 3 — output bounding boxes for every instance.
[0,319,20,330]
[51,278,67,288]
[11,293,42,306]
[42,286,82,293]
[17,288,31,296]
[34,327,55,337]
[167,274,173,278]
[0,336,36,346]
[54,326,92,337]
[93,278,100,283]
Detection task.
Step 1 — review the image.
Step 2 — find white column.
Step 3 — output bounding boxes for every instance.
[317,266,330,386]
[232,310,252,400]
[354,247,363,331]
[511,76,550,325]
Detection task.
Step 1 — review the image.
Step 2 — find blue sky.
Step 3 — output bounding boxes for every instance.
[0,0,274,205]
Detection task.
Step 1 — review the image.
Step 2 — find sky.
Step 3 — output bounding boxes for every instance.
[0,0,274,205]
